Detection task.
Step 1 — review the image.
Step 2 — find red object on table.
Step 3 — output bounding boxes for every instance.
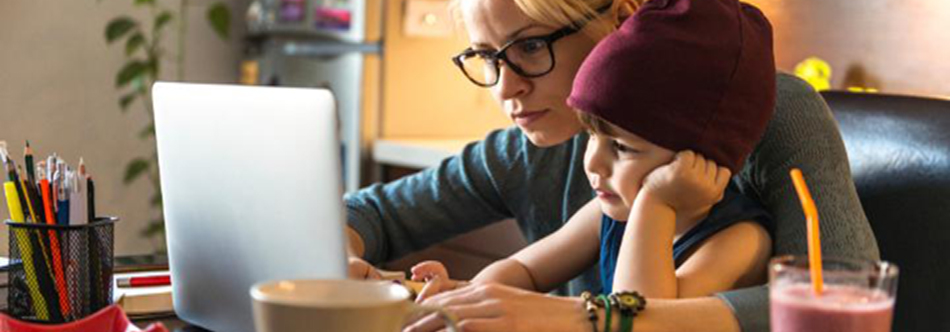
[117,275,171,288]
[0,305,168,332]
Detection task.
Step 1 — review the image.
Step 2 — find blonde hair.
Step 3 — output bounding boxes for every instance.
[516,0,643,38]
[450,0,646,40]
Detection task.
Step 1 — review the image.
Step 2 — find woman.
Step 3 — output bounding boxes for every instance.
[346,0,878,331]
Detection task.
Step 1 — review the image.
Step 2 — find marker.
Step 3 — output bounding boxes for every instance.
[117,275,171,288]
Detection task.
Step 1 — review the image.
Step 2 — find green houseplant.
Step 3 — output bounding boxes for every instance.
[102,0,231,249]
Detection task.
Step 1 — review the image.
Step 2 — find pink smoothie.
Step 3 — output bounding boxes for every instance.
[770,284,894,332]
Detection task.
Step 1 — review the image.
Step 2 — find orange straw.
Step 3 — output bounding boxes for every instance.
[790,168,823,295]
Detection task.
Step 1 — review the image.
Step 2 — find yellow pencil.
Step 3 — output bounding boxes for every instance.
[5,181,50,320]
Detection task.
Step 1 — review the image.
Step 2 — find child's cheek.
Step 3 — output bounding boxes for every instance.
[615,181,641,207]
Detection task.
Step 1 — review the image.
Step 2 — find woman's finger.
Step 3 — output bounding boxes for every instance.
[404,311,444,332]
[405,300,502,332]
[366,267,382,279]
[422,282,483,307]
[416,277,447,303]
[429,318,506,332]
[455,318,508,332]
[347,257,382,280]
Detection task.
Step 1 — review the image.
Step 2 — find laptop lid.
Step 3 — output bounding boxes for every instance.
[152,82,347,332]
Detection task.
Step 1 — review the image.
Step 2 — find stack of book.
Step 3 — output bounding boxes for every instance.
[113,255,173,318]
[114,271,173,317]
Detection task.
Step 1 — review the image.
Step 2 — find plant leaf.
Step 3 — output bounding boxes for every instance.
[146,59,160,78]
[207,2,231,40]
[116,61,147,87]
[134,0,155,6]
[140,219,165,237]
[149,193,163,206]
[139,123,155,139]
[119,93,138,112]
[154,11,173,32]
[125,33,145,56]
[124,157,151,184]
[132,75,148,94]
[105,17,137,43]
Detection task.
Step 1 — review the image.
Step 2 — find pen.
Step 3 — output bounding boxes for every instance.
[117,275,172,288]
[79,159,90,224]
[55,162,69,226]
[70,160,87,225]
[48,155,57,206]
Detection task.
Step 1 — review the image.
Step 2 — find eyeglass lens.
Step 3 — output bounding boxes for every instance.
[459,38,554,86]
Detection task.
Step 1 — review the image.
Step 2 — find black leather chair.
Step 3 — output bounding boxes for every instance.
[822,91,950,332]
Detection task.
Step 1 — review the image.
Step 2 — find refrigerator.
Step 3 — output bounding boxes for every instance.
[245,0,384,193]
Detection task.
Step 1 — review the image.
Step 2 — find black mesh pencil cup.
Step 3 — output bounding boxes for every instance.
[5,217,116,323]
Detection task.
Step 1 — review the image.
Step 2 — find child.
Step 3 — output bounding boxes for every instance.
[411,0,776,301]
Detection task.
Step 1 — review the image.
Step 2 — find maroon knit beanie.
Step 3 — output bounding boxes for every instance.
[567,0,776,173]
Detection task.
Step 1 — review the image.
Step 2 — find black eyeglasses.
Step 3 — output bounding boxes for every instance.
[452,4,611,88]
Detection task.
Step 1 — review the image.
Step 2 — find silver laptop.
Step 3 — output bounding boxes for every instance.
[152,82,348,332]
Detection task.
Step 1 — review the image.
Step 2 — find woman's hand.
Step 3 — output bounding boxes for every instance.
[411,260,469,302]
[403,283,588,332]
[348,256,382,279]
[640,150,731,213]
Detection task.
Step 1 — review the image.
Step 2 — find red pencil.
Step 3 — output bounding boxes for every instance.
[117,275,171,288]
[39,169,72,317]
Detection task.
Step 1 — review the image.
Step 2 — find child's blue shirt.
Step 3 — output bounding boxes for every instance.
[599,181,773,294]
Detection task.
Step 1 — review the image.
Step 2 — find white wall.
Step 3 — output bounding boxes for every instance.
[0,0,248,255]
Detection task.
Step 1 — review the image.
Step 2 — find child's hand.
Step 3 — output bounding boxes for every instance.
[641,150,731,213]
[410,260,466,302]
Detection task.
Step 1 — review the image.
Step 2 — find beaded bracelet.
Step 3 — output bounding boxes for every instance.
[596,294,613,332]
[581,291,646,332]
[580,291,600,332]
[611,291,647,316]
[619,313,633,332]
[610,291,647,332]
